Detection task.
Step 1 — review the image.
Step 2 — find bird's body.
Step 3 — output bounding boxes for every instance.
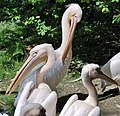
[101,52,120,91]
[59,64,117,116]
[18,45,72,92]
[6,4,83,104]
[60,94,101,116]
[14,81,57,116]
[23,3,82,90]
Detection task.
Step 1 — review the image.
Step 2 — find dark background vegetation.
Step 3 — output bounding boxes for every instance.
[0,0,119,83]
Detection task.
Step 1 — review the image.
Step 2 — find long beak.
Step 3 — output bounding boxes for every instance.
[96,68,118,85]
[6,51,47,95]
[62,16,77,63]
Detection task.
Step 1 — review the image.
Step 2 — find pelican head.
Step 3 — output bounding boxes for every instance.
[66,4,82,23]
[6,44,55,95]
[66,4,82,38]
[81,63,118,85]
[62,4,82,62]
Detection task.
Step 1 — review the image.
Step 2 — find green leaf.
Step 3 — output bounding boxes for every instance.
[36,16,40,19]
[111,0,119,3]
[96,1,100,5]
[81,0,90,3]
[112,14,120,23]
[56,0,66,3]
[102,7,109,13]
[84,26,91,32]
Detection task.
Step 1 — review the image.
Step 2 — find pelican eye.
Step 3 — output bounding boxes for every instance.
[32,52,37,57]
[74,15,77,18]
[73,15,77,21]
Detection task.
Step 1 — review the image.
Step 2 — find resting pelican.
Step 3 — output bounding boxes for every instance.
[59,64,118,116]
[10,43,55,106]
[6,3,82,100]
[100,52,120,91]
[14,81,57,116]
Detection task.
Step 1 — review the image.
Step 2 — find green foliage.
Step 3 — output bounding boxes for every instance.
[96,1,109,13]
[27,0,41,5]
[24,16,51,36]
[0,21,24,61]
[0,51,23,82]
[112,14,120,23]
[56,0,66,3]
[0,95,15,115]
[111,0,119,2]
[81,0,91,3]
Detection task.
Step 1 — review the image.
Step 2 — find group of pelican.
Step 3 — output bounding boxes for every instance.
[0,3,119,116]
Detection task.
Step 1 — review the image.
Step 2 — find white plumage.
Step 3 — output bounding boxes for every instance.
[59,63,117,116]
[14,81,57,116]
[101,52,120,91]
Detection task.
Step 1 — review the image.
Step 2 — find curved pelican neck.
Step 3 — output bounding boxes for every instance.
[83,79,98,107]
[36,48,55,83]
[40,49,55,74]
[59,9,71,51]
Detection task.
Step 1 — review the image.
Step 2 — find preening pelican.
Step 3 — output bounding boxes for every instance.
[100,52,120,91]
[59,64,118,116]
[6,3,82,102]
[14,81,57,116]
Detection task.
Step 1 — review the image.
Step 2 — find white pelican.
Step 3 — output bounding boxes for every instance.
[6,3,82,102]
[10,43,55,106]
[14,81,57,116]
[59,63,118,116]
[100,52,120,91]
